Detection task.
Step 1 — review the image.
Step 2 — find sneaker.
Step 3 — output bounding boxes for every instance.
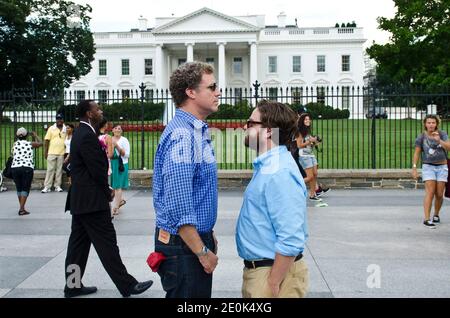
[432,215,440,224]
[316,186,331,197]
[423,220,436,229]
[309,195,322,202]
[41,187,51,193]
[55,186,63,192]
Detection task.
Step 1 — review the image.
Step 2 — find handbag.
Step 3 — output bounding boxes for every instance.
[117,150,125,172]
[445,158,450,198]
[3,156,13,179]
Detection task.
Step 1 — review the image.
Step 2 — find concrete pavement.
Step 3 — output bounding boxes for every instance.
[0,188,449,298]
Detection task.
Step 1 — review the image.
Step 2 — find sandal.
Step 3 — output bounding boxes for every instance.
[112,207,120,215]
[18,210,30,216]
[119,200,126,208]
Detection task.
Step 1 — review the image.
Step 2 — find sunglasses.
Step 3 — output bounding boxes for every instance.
[205,83,218,91]
[246,120,264,128]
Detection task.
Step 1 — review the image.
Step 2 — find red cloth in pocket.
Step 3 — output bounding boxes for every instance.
[147,252,167,272]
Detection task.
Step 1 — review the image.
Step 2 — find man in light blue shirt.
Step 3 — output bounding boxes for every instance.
[236,100,309,298]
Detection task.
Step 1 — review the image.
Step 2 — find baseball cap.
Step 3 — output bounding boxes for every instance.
[16,127,28,137]
[56,113,64,120]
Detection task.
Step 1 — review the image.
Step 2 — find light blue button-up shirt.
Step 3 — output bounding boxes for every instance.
[236,145,308,260]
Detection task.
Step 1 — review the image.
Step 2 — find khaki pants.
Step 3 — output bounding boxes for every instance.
[242,259,309,298]
[44,154,64,188]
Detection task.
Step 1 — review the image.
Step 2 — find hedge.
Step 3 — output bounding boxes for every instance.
[56,101,166,122]
[290,102,350,119]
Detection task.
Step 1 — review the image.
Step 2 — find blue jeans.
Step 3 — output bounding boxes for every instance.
[154,228,216,298]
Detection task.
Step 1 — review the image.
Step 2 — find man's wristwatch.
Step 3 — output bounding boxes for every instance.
[195,246,209,257]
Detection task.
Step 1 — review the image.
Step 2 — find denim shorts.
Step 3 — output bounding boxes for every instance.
[299,156,318,169]
[422,164,448,182]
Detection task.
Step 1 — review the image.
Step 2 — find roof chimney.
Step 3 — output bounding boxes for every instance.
[277,12,286,28]
[138,15,148,31]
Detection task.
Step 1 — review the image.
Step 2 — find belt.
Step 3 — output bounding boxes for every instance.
[244,253,303,269]
[155,228,213,246]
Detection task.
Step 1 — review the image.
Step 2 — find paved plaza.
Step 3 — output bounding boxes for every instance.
[0,188,449,298]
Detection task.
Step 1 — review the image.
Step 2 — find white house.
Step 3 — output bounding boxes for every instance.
[68,7,367,118]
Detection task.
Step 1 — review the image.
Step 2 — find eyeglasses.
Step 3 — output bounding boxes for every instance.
[205,83,218,91]
[246,119,264,128]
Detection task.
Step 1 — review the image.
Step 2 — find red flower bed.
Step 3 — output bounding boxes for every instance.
[208,122,246,130]
[116,121,245,132]
[119,123,166,132]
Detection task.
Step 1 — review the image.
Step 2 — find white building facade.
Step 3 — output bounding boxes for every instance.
[69,7,367,118]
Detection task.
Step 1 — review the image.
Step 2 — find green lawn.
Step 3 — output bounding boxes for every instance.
[2,119,449,170]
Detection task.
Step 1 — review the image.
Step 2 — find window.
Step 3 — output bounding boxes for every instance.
[317,55,326,72]
[178,58,186,66]
[121,59,130,75]
[98,90,108,104]
[268,87,278,101]
[342,86,350,109]
[75,90,85,103]
[317,87,325,104]
[268,56,277,73]
[145,89,154,101]
[121,89,130,101]
[292,87,303,104]
[145,59,153,75]
[206,57,214,65]
[342,55,350,72]
[234,88,242,101]
[99,60,107,76]
[292,56,301,73]
[233,57,242,74]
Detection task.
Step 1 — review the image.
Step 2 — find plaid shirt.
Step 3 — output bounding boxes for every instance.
[153,109,218,234]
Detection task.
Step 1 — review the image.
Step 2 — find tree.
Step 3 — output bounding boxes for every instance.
[366,0,450,87]
[0,0,95,91]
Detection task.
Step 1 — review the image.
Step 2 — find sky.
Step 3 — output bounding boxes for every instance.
[72,0,396,48]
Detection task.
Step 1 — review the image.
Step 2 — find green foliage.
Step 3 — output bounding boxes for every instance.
[0,115,12,123]
[101,101,166,122]
[301,102,350,119]
[208,100,253,119]
[0,0,95,90]
[366,0,450,87]
[53,101,166,122]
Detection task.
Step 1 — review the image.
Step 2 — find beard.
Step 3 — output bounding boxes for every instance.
[244,133,260,152]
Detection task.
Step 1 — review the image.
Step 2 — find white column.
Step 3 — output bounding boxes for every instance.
[217,42,226,89]
[186,43,194,62]
[155,44,164,88]
[249,41,258,88]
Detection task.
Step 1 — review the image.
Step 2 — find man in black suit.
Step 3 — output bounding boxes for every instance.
[64,100,153,298]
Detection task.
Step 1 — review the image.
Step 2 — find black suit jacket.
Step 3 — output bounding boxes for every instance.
[66,122,111,214]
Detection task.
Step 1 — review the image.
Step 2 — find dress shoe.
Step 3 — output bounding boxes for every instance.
[124,280,153,297]
[64,286,98,298]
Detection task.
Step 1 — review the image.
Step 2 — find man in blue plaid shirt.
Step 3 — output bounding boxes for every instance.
[153,62,221,298]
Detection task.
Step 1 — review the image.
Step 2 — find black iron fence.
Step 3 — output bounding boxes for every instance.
[1,82,450,170]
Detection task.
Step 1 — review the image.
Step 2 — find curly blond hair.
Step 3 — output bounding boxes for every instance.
[423,114,441,131]
[169,62,214,107]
